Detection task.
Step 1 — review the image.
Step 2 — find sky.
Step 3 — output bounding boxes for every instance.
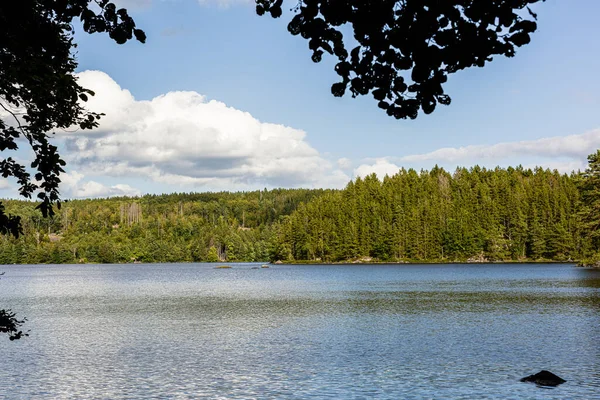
[3,0,600,198]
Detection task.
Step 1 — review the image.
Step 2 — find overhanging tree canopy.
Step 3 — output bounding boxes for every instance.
[0,0,145,339]
[0,0,145,237]
[257,0,544,119]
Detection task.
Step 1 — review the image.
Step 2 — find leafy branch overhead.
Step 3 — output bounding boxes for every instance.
[0,1,145,340]
[0,1,145,236]
[257,0,543,119]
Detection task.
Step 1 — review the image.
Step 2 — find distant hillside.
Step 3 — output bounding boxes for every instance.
[0,189,327,264]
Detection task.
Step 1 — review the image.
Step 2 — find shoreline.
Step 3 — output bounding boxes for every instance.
[275,260,579,265]
[3,260,595,267]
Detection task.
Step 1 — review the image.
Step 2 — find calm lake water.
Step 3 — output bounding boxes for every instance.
[0,263,599,399]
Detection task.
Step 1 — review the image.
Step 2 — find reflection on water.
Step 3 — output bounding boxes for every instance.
[1,263,599,399]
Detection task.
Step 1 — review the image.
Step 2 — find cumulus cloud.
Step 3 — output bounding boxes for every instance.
[521,161,587,174]
[354,159,401,179]
[76,182,141,198]
[397,129,600,165]
[60,171,141,198]
[62,71,349,191]
[0,180,11,190]
[353,130,600,178]
[337,157,352,170]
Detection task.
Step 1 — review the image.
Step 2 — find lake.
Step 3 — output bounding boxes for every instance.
[1,263,599,399]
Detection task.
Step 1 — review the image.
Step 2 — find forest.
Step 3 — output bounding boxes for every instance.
[1,152,599,265]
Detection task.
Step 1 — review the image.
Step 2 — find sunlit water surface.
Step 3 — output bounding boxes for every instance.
[1,263,599,399]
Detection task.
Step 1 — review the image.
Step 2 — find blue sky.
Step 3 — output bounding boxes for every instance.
[3,0,600,198]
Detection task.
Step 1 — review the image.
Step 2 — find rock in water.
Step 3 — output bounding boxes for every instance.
[520,370,566,386]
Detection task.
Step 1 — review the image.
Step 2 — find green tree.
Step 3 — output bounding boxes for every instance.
[0,0,145,339]
[0,1,145,236]
[265,165,581,263]
[579,150,600,254]
[206,246,220,262]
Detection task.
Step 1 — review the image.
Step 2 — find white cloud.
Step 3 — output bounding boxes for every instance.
[62,70,349,191]
[60,171,141,198]
[521,161,587,174]
[354,130,600,178]
[59,171,86,193]
[75,182,141,198]
[354,159,401,179]
[397,129,600,165]
[337,157,352,170]
[0,180,11,190]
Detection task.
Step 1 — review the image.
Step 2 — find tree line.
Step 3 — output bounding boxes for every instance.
[1,153,599,265]
[0,189,326,264]
[273,166,581,262]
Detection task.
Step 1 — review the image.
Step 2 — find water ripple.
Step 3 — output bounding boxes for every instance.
[1,263,598,399]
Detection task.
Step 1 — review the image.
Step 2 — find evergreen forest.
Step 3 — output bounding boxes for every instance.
[1,152,599,265]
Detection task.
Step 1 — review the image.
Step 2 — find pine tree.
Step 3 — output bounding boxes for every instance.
[579,150,600,254]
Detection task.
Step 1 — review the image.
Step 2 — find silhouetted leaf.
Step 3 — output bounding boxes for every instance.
[331,82,346,97]
[257,0,544,119]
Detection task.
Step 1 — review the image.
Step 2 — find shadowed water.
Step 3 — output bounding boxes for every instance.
[1,263,599,399]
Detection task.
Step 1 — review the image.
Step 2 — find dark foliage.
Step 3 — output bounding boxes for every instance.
[257,0,543,119]
[0,0,144,340]
[0,309,28,341]
[0,272,28,340]
[0,1,144,236]
[0,202,21,238]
